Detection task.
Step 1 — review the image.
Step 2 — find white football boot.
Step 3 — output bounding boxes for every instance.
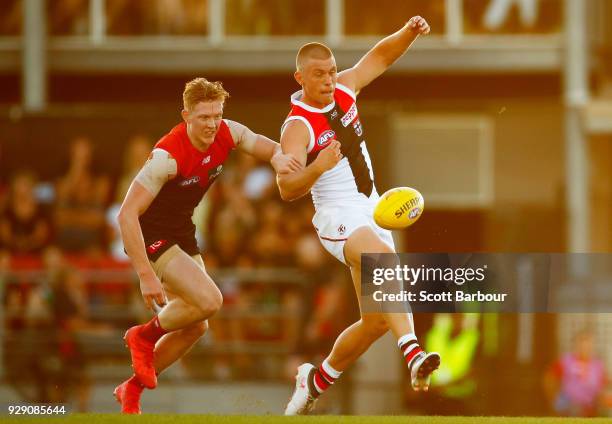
[284,363,318,415]
[410,351,441,391]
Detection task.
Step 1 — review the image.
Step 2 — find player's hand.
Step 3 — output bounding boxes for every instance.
[314,140,343,172]
[407,16,430,35]
[271,152,303,174]
[139,271,167,311]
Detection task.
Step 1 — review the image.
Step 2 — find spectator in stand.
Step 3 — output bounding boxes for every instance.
[544,328,609,417]
[1,250,21,389]
[44,252,92,411]
[114,135,153,203]
[237,153,276,202]
[22,246,103,411]
[0,170,51,255]
[0,182,7,219]
[249,200,289,266]
[345,0,444,35]
[155,0,208,35]
[1,249,21,329]
[48,0,89,36]
[206,170,257,266]
[55,137,109,254]
[212,220,247,267]
[105,0,148,34]
[0,250,49,402]
[226,0,273,35]
[226,0,322,36]
[106,0,207,35]
[278,199,313,258]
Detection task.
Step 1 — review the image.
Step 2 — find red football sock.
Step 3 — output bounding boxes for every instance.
[310,360,342,397]
[400,339,424,372]
[139,316,168,343]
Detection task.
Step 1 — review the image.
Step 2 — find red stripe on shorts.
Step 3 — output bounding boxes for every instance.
[320,236,348,242]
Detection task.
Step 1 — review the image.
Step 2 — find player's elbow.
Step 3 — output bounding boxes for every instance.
[277,177,297,202]
[117,207,127,226]
[279,189,294,202]
[117,204,137,228]
[278,186,300,202]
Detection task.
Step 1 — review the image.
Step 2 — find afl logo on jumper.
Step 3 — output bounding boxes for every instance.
[180,176,200,187]
[317,130,335,146]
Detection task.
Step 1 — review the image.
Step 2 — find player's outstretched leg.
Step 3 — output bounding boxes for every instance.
[285,359,343,415]
[398,335,441,391]
[153,320,208,372]
[116,320,208,414]
[285,227,441,414]
[352,227,440,391]
[285,363,317,415]
[124,317,165,389]
[124,249,221,391]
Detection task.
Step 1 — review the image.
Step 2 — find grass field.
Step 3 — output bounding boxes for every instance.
[2,415,611,424]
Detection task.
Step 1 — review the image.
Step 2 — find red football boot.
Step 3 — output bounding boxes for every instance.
[114,376,144,414]
[124,326,157,389]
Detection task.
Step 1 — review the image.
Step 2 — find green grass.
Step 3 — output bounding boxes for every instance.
[2,415,611,424]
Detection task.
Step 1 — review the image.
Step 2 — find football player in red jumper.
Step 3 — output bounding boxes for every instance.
[114,78,301,414]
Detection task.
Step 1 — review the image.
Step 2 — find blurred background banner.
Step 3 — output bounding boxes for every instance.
[0,0,611,417]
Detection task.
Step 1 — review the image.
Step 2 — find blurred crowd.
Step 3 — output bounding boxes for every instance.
[0,0,323,36]
[0,132,354,408]
[0,0,563,37]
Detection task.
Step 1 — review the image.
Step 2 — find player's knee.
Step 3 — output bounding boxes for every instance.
[187,320,208,339]
[361,316,389,339]
[194,288,223,318]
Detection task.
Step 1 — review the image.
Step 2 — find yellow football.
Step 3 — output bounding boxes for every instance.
[373,187,424,230]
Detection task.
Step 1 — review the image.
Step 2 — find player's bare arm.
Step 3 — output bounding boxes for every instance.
[226,119,302,174]
[117,149,176,310]
[276,120,342,201]
[339,16,430,94]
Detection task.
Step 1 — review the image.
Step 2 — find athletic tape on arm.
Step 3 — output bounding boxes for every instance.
[134,148,177,196]
[226,119,258,152]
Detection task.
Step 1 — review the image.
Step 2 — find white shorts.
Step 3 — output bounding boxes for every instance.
[312,205,395,265]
